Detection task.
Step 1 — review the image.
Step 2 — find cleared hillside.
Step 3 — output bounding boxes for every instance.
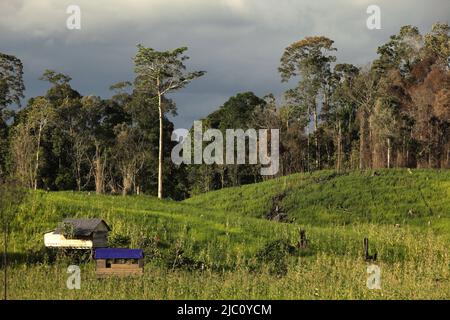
[185,169,450,236]
[4,169,450,299]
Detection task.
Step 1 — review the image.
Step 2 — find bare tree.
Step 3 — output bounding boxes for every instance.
[11,123,35,188]
[26,97,54,189]
[370,99,398,168]
[114,124,148,195]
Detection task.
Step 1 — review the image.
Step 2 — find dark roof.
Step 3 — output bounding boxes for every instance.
[55,218,110,237]
[95,248,143,259]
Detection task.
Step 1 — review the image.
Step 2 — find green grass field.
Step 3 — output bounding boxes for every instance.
[2,169,450,299]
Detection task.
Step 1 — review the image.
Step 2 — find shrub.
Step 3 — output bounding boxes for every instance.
[108,233,131,247]
[256,239,297,276]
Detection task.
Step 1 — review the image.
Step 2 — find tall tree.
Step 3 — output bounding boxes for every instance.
[187,92,267,193]
[81,95,108,194]
[39,69,72,86]
[0,53,25,177]
[424,23,450,67]
[279,36,337,169]
[133,45,205,198]
[39,70,83,190]
[369,99,398,168]
[373,24,450,168]
[373,25,423,77]
[325,63,359,171]
[0,53,25,111]
[342,67,383,169]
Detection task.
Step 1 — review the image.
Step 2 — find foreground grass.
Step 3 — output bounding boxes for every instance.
[7,253,449,299]
[2,169,450,299]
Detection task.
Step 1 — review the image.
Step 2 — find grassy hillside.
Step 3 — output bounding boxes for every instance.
[186,169,450,235]
[3,169,450,299]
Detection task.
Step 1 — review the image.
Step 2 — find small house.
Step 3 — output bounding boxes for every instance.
[94,248,144,276]
[44,218,110,249]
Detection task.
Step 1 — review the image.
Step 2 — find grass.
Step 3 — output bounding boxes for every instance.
[186,169,450,235]
[2,169,450,299]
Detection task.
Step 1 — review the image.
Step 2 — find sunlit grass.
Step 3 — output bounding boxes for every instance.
[3,169,450,299]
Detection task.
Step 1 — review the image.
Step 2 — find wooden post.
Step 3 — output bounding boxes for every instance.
[364,237,377,261]
[363,238,369,260]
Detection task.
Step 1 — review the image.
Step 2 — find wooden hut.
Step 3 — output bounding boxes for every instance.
[44,218,110,249]
[94,248,144,276]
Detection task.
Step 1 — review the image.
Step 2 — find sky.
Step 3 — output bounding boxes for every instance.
[1,0,449,130]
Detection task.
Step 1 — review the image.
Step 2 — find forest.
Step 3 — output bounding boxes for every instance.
[1,23,449,199]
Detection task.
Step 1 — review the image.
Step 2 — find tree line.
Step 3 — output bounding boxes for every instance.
[1,23,449,198]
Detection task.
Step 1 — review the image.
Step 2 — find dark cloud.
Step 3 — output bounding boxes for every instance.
[1,0,449,129]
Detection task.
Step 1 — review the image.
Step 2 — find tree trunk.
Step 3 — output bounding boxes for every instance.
[94,144,105,194]
[33,126,42,190]
[387,137,391,169]
[75,151,82,192]
[447,147,450,168]
[157,90,163,199]
[75,154,82,192]
[122,171,132,196]
[307,131,311,172]
[313,107,320,170]
[76,173,81,192]
[3,223,8,300]
[337,121,342,172]
[359,115,365,170]
[95,158,103,194]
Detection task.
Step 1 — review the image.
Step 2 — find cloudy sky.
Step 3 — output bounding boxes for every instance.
[1,0,449,129]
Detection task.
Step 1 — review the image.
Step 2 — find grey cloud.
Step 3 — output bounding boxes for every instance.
[1,0,449,129]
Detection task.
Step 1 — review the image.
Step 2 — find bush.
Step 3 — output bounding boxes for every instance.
[255,239,297,276]
[137,234,163,262]
[108,233,131,247]
[163,240,205,271]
